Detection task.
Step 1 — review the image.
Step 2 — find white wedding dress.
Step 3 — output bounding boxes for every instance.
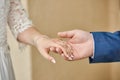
[0,0,32,80]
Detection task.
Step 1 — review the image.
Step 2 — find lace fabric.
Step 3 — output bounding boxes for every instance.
[8,0,32,38]
[0,0,32,80]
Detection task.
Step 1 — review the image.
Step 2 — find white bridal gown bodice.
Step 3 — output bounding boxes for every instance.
[0,0,32,80]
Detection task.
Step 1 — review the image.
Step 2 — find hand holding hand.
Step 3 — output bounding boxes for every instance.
[17,27,73,63]
[58,30,94,61]
[33,35,73,63]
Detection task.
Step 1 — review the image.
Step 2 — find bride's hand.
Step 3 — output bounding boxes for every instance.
[33,35,72,63]
[50,39,74,60]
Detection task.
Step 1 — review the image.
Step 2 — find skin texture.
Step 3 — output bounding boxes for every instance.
[17,27,94,62]
[58,30,94,61]
[17,27,72,63]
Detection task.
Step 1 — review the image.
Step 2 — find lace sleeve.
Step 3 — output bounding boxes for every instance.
[8,0,33,38]
[7,0,33,50]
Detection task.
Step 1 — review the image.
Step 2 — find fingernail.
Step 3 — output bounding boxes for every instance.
[50,48,53,51]
[68,57,73,60]
[56,48,59,52]
[51,59,56,63]
[71,55,74,58]
[61,54,64,56]
[58,32,61,35]
[66,55,69,58]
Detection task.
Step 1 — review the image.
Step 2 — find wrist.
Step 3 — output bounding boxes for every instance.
[32,35,49,46]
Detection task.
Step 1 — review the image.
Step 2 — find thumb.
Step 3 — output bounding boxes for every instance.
[58,30,75,38]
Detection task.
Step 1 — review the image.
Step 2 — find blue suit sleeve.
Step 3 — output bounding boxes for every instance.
[89,31,120,63]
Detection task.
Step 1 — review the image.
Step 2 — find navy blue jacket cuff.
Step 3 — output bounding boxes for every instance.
[89,31,120,63]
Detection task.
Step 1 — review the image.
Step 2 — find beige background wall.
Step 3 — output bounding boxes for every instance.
[29,0,112,80]
[7,0,120,80]
[109,0,120,80]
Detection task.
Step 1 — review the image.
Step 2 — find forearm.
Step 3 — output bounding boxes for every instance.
[17,27,46,46]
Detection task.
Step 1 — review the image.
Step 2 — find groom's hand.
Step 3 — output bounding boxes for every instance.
[58,30,94,61]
